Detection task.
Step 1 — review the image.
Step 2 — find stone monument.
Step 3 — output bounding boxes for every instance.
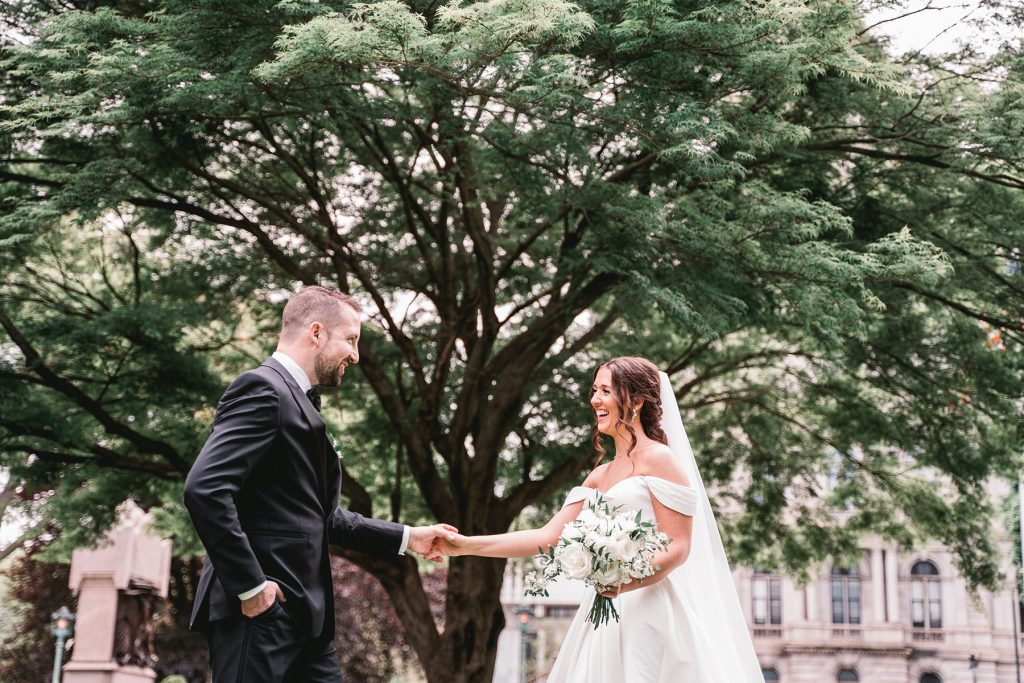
[64,500,172,683]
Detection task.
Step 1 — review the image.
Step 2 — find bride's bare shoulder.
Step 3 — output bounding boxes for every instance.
[581,462,610,488]
[638,444,690,487]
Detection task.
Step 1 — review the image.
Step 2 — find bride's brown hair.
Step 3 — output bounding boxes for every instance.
[591,356,668,466]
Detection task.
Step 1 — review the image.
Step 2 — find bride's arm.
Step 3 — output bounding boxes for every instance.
[431,467,607,560]
[437,501,585,559]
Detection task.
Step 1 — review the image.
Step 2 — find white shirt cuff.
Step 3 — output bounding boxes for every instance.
[399,525,410,555]
[238,581,267,601]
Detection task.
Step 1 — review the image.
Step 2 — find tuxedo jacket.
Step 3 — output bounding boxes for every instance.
[183,357,404,637]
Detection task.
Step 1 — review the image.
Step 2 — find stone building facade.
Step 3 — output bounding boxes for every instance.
[744,535,1022,683]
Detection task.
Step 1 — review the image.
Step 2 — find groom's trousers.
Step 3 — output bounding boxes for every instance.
[206,600,342,683]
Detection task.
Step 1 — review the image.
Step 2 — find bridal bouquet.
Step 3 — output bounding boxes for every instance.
[524,493,670,628]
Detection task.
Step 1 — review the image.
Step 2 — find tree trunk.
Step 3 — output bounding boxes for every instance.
[425,555,508,683]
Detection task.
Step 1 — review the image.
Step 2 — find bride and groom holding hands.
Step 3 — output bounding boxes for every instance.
[184,285,764,682]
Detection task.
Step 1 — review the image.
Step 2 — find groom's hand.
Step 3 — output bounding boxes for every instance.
[407,523,459,562]
[241,580,286,618]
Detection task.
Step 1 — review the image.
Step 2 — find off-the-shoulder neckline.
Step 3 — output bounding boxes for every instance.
[577,474,696,496]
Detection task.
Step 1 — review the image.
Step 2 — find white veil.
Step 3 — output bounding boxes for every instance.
[659,371,765,682]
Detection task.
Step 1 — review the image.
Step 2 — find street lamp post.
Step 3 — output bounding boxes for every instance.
[50,606,74,683]
[1014,565,1023,683]
[513,606,535,683]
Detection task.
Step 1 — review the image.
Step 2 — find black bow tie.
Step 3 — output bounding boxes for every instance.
[305,387,321,412]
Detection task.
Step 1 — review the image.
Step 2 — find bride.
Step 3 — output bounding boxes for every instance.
[431,356,765,682]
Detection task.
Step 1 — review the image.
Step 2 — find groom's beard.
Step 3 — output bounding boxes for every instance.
[314,352,343,387]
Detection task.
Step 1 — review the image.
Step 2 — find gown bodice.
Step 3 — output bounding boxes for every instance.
[562,475,698,520]
[546,475,756,682]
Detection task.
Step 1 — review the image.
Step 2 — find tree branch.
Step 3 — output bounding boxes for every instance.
[0,309,190,474]
[0,521,44,563]
[803,142,1024,190]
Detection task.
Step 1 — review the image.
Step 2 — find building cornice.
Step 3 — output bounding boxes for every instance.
[780,644,914,657]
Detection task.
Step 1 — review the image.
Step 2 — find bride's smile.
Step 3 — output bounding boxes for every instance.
[591,367,625,435]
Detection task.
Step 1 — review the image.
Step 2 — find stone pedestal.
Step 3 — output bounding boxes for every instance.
[64,501,172,683]
[62,663,156,683]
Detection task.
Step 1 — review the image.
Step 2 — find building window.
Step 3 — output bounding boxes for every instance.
[837,669,859,682]
[831,566,861,624]
[753,567,782,625]
[762,668,780,681]
[911,561,942,629]
[543,606,579,619]
[920,674,942,683]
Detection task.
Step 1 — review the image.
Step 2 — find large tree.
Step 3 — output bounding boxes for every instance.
[1,1,1021,680]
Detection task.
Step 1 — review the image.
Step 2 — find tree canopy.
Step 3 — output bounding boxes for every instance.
[1,1,1022,679]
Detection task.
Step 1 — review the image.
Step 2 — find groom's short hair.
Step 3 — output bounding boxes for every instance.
[280,286,362,340]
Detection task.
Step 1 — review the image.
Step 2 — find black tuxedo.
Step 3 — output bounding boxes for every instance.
[184,357,404,681]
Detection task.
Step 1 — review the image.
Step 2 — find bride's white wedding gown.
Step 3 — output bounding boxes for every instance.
[545,475,750,683]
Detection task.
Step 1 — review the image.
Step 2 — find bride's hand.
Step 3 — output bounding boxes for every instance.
[599,582,636,599]
[423,532,472,561]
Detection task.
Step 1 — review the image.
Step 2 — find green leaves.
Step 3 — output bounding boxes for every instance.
[255,0,594,84]
[435,0,594,50]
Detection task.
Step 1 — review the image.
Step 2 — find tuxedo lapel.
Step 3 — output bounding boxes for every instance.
[263,358,322,431]
[262,358,330,514]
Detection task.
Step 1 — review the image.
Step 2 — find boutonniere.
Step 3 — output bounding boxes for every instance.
[327,429,343,460]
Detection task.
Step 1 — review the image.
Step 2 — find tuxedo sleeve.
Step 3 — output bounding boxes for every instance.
[183,372,280,597]
[328,507,405,559]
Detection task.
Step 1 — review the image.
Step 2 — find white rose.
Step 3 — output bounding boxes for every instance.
[581,528,605,548]
[576,508,599,527]
[590,532,614,555]
[617,518,639,535]
[608,535,641,562]
[591,564,625,589]
[558,543,593,581]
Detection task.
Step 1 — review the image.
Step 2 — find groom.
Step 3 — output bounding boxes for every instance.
[183,285,455,682]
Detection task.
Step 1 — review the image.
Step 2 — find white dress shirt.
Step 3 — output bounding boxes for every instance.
[238,352,410,601]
